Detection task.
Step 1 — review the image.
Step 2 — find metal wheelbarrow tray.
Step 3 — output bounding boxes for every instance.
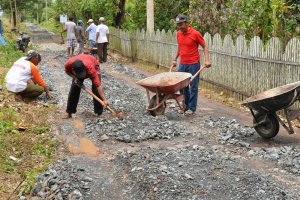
[137,66,207,116]
[241,81,300,139]
[137,72,192,116]
[84,47,98,54]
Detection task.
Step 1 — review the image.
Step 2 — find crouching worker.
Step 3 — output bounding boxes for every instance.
[64,54,109,119]
[5,50,53,101]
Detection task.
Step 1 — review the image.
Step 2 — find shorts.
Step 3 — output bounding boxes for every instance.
[66,39,76,48]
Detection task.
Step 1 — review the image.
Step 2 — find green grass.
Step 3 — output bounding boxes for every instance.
[0,17,60,198]
[0,40,24,68]
[39,18,64,35]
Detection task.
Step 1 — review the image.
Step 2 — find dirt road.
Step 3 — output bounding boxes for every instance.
[28,25,300,200]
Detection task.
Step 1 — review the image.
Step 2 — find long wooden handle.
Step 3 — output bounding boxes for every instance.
[83,86,116,114]
[190,65,207,83]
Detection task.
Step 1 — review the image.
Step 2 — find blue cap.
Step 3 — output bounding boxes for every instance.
[78,19,83,24]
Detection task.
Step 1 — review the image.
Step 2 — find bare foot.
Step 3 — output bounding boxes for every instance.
[62,113,72,119]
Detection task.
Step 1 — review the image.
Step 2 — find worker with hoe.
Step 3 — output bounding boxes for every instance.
[170,14,211,115]
[63,54,109,119]
[5,50,54,101]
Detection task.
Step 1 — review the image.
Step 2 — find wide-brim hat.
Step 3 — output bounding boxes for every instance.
[87,19,93,23]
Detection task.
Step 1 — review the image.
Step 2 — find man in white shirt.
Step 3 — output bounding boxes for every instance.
[62,16,77,57]
[85,19,97,48]
[96,17,109,62]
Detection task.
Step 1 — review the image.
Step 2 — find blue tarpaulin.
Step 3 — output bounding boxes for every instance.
[0,19,6,46]
[0,34,6,46]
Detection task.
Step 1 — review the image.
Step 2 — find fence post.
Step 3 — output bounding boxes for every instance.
[130,30,137,62]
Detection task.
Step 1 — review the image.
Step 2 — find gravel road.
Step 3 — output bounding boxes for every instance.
[28,27,300,200]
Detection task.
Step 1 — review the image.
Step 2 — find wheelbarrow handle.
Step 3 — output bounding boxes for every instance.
[189,65,208,83]
[78,83,116,114]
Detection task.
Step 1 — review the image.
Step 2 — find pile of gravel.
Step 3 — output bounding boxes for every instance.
[114,144,296,199]
[248,146,300,175]
[30,159,92,199]
[108,62,147,80]
[200,116,300,176]
[85,69,192,143]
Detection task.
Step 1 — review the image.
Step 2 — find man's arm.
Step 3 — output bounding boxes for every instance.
[30,64,53,98]
[74,25,78,38]
[170,45,180,71]
[106,33,109,43]
[202,45,211,68]
[96,86,108,107]
[96,32,99,42]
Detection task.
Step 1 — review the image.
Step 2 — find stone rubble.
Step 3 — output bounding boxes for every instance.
[28,50,300,199]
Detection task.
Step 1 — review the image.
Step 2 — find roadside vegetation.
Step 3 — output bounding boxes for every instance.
[0,18,59,198]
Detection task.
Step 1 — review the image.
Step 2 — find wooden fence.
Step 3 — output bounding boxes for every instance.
[110,27,300,101]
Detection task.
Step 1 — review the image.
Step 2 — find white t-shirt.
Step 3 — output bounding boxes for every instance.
[64,21,76,40]
[96,24,109,43]
[5,57,31,93]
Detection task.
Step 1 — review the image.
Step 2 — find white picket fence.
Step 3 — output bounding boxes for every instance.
[110,27,300,101]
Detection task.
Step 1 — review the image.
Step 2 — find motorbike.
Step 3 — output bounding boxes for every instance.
[16,32,30,52]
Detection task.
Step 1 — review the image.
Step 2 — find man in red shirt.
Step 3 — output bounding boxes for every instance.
[64,54,109,118]
[170,14,211,115]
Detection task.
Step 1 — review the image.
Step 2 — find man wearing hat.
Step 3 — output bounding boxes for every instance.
[76,19,86,55]
[96,17,109,62]
[85,19,97,48]
[64,54,109,118]
[170,14,211,115]
[5,50,54,101]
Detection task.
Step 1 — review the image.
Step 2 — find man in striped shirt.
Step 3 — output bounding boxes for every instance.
[5,50,54,101]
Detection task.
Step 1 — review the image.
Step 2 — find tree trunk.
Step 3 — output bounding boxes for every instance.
[147,0,154,32]
[9,0,13,26]
[13,0,17,26]
[114,0,126,28]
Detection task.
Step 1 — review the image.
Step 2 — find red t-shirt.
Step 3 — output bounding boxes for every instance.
[176,26,206,64]
[65,54,101,87]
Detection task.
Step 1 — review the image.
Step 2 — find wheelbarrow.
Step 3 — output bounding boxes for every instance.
[84,47,98,55]
[136,65,207,116]
[241,81,300,139]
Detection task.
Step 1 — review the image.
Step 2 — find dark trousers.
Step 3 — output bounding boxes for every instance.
[66,78,103,115]
[97,42,108,62]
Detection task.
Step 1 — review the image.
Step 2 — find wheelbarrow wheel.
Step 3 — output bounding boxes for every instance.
[253,113,279,139]
[149,95,166,116]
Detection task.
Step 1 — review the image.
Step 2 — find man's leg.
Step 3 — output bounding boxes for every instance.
[178,64,189,111]
[77,41,84,55]
[71,39,76,56]
[92,82,103,115]
[187,63,201,112]
[66,39,71,56]
[89,40,95,48]
[97,43,104,62]
[103,42,108,62]
[66,81,82,116]
[19,83,44,99]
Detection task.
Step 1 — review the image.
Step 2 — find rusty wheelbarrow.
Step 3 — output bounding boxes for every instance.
[84,47,98,55]
[136,66,207,116]
[241,81,300,139]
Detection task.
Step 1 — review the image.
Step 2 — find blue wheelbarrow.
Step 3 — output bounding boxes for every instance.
[241,82,300,139]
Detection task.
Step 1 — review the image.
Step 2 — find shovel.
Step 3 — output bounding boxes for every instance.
[79,83,124,118]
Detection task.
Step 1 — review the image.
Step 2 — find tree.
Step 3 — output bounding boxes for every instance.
[147,0,154,32]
